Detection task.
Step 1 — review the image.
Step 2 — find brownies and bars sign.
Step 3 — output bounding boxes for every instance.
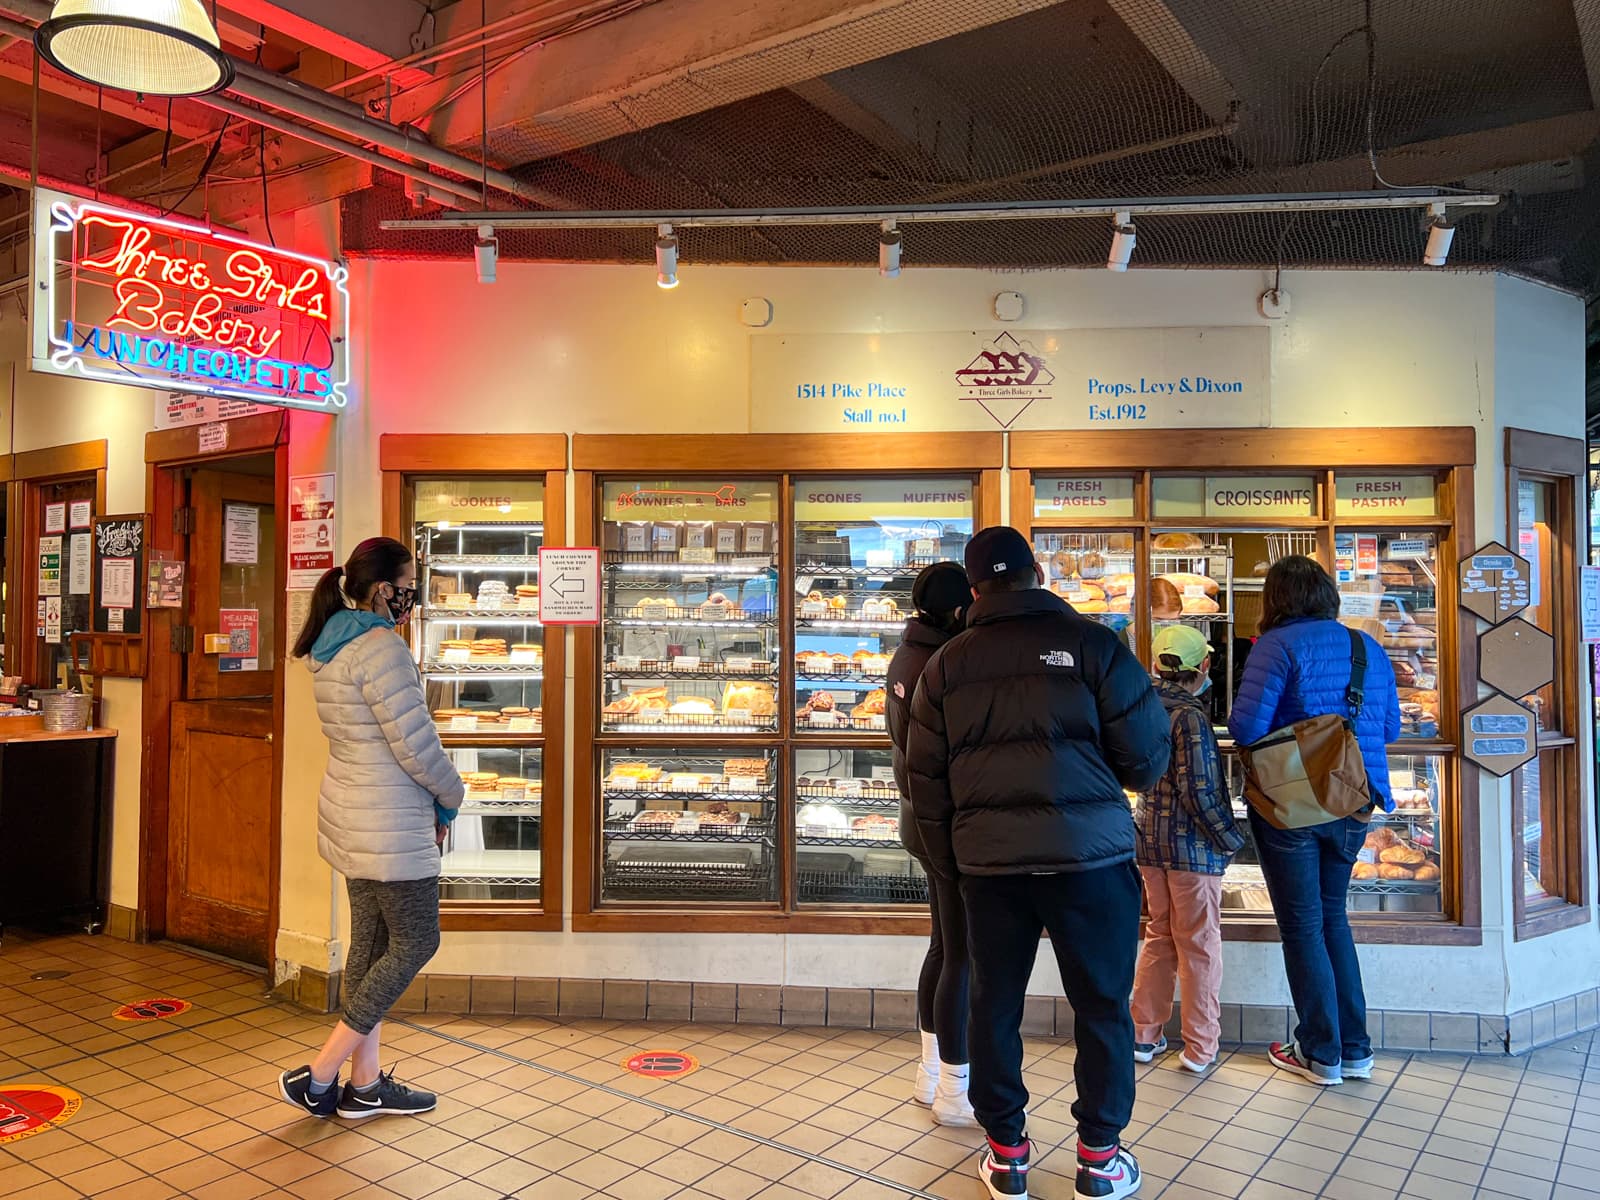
[30,188,348,412]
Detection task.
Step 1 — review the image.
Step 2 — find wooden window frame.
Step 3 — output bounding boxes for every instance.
[1505,428,1591,939]
[381,434,568,933]
[3,440,109,690]
[1012,428,1481,947]
[571,433,1004,935]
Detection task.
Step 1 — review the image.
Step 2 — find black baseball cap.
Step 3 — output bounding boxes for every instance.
[964,525,1035,586]
[912,562,970,616]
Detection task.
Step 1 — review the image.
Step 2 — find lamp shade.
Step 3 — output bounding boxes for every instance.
[36,0,234,97]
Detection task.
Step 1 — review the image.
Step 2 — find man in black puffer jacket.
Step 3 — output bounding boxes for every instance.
[908,526,1169,1200]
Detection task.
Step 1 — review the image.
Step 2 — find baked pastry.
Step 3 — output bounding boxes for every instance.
[634,596,676,616]
[1079,552,1107,579]
[433,707,473,721]
[1364,827,1400,851]
[1378,864,1416,880]
[442,593,473,608]
[1154,532,1205,551]
[1380,844,1426,866]
[700,810,740,826]
[851,814,896,836]
[1414,863,1441,881]
[1151,577,1182,621]
[669,697,715,715]
[828,594,849,611]
[1101,573,1135,598]
[1180,594,1220,615]
[632,810,679,828]
[859,653,891,675]
[723,758,767,777]
[1109,594,1132,614]
[1075,599,1110,614]
[800,591,828,618]
[808,691,837,712]
[515,583,539,599]
[1379,561,1413,586]
[462,771,498,789]
[861,597,899,619]
[1252,560,1270,577]
[1158,572,1220,598]
[852,649,873,663]
[500,706,534,719]
[1107,533,1134,553]
[1068,582,1106,602]
[721,682,776,716]
[855,688,888,716]
[1050,551,1079,580]
[698,592,733,618]
[1393,661,1418,687]
[1352,863,1379,880]
[604,686,668,716]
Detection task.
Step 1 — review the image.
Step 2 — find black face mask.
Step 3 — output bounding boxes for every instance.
[386,585,417,624]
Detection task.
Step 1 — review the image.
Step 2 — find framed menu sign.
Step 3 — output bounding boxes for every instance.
[92,515,146,636]
[1459,541,1532,626]
[1461,694,1536,776]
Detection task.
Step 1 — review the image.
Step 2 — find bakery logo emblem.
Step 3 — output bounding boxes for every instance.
[1040,649,1076,668]
[955,332,1054,428]
[95,520,142,557]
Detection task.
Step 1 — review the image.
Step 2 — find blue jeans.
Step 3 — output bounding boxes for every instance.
[1247,810,1372,1068]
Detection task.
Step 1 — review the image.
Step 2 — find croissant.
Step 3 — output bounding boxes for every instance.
[1380,845,1426,866]
[1352,863,1379,880]
[1378,864,1416,880]
[1413,863,1441,881]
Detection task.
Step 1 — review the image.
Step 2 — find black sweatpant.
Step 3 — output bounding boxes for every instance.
[916,868,971,1064]
[961,862,1141,1148]
[342,876,441,1036]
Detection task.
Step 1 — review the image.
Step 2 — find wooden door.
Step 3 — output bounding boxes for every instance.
[166,699,274,963]
[188,470,278,700]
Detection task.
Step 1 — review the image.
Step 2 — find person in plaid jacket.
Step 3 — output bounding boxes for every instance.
[1130,624,1246,1074]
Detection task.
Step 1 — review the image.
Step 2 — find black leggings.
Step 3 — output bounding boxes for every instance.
[917,868,971,1064]
[342,876,440,1036]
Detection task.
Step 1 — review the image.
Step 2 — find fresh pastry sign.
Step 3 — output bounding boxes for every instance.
[31,188,348,412]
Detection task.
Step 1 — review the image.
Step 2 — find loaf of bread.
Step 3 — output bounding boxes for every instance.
[1157,572,1220,598]
[1154,532,1206,551]
[1101,573,1135,598]
[1076,599,1110,614]
[1181,594,1221,615]
[1110,594,1132,614]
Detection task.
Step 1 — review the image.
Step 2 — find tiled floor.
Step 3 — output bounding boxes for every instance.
[2,934,1598,1200]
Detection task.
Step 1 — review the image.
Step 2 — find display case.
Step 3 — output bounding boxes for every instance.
[793,478,974,734]
[599,746,778,903]
[412,478,548,906]
[795,747,923,905]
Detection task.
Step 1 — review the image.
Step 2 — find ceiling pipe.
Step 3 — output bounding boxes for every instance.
[0,0,562,208]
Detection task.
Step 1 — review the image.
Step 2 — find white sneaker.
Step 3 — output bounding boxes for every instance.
[1178,1052,1216,1074]
[932,1068,978,1127]
[913,1060,939,1105]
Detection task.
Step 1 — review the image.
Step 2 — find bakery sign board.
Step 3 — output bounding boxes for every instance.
[750,326,1269,432]
[30,188,348,412]
[1335,475,1438,517]
[1033,475,1137,520]
[1459,541,1531,626]
[416,480,543,525]
[1462,694,1537,777]
[538,546,600,625]
[793,477,973,522]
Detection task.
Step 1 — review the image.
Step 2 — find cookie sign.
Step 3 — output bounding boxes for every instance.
[622,1050,699,1079]
[1459,541,1532,625]
[0,1085,82,1143]
[113,997,191,1022]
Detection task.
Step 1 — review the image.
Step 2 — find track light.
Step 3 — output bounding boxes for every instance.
[1107,210,1136,272]
[1423,202,1454,267]
[656,224,679,289]
[879,220,902,278]
[473,224,498,284]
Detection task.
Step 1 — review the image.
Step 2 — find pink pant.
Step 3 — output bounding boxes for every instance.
[1131,867,1225,1062]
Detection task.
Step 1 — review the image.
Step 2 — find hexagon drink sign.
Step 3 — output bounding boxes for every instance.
[1479,619,1554,700]
[1461,694,1537,777]
[1459,541,1532,625]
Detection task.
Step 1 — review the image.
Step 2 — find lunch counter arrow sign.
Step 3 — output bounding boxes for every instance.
[538,547,600,625]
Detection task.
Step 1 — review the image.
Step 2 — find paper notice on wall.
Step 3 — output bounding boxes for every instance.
[1518,480,1541,607]
[43,502,66,534]
[289,472,336,588]
[102,557,136,609]
[224,504,259,565]
[218,608,260,672]
[68,533,92,595]
[107,607,124,632]
[155,392,274,429]
[287,589,312,641]
[199,422,229,454]
[38,536,62,596]
[35,599,45,637]
[68,500,92,529]
[44,596,62,642]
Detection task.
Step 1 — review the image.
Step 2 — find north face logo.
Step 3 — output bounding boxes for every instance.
[1040,650,1075,668]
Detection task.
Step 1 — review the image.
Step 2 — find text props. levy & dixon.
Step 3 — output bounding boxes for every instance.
[30,188,348,412]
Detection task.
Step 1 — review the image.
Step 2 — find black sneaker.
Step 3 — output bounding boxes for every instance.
[335,1070,437,1119]
[1132,1036,1168,1064]
[278,1065,339,1118]
[978,1136,1030,1200]
[1075,1144,1140,1200]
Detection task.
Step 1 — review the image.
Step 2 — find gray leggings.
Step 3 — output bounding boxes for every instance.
[342,877,440,1035]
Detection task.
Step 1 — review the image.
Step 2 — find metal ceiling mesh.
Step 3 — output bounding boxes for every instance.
[341,0,1600,295]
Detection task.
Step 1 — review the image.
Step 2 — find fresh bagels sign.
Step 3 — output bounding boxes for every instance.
[31,188,348,412]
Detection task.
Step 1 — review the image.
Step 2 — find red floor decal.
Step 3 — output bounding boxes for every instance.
[113,997,192,1021]
[0,1085,82,1144]
[622,1050,700,1079]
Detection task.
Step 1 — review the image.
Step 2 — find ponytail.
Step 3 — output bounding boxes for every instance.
[292,536,413,659]
[292,566,351,659]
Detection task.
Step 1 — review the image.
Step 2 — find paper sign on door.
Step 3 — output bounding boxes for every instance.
[218,608,260,672]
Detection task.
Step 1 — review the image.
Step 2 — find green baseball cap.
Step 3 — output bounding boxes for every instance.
[1152,624,1212,671]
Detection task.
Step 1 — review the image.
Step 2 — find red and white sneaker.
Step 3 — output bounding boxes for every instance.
[978,1136,1030,1199]
[1267,1042,1341,1086]
[1075,1143,1141,1200]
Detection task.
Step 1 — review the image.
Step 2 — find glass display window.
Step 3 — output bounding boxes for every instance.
[1333,530,1441,741]
[795,747,922,906]
[599,746,777,904]
[601,479,780,734]
[1149,530,1249,723]
[793,476,974,733]
[412,477,547,906]
[441,745,543,902]
[1032,530,1136,651]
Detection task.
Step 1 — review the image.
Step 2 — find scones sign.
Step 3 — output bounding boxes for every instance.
[30,187,348,412]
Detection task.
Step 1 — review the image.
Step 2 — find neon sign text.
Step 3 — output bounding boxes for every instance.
[31,188,348,412]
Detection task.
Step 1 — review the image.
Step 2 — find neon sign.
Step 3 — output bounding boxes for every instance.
[31,187,348,411]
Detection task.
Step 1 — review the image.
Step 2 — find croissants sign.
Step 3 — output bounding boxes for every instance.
[30,187,348,412]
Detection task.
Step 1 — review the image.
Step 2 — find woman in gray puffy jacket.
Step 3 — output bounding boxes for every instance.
[278,537,464,1121]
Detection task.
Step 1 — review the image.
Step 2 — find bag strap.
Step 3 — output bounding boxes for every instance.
[1345,626,1367,719]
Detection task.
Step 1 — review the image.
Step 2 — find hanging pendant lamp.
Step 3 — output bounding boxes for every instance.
[35,0,234,97]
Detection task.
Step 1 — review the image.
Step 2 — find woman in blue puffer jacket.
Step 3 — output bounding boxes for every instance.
[1229,556,1400,1088]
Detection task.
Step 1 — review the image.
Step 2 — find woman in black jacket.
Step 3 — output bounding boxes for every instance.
[887,562,974,1126]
